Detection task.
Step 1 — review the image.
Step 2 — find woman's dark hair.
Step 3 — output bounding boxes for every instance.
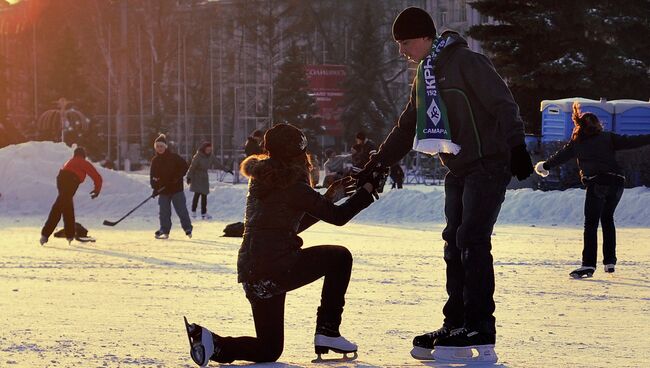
[571,102,603,142]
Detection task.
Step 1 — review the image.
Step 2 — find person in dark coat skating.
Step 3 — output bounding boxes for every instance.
[187,142,230,220]
[535,102,650,278]
[184,123,384,366]
[355,7,533,363]
[150,134,192,239]
[40,146,102,245]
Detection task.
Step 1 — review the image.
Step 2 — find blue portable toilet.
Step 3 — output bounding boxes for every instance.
[610,99,650,135]
[540,97,614,142]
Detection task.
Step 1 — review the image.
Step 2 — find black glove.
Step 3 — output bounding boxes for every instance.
[355,165,389,199]
[90,190,100,199]
[186,177,191,185]
[354,155,380,189]
[510,144,534,181]
[152,188,160,198]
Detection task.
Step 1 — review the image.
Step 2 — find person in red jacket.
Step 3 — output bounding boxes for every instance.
[40,147,102,245]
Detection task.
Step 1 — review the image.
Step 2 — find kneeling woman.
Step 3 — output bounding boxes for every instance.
[185,123,381,366]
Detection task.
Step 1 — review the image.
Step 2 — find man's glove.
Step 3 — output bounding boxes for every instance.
[90,190,100,199]
[510,144,534,181]
[324,176,357,203]
[354,155,380,188]
[355,165,389,199]
[152,188,160,198]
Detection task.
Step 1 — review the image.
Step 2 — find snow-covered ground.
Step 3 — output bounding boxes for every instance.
[1,142,649,367]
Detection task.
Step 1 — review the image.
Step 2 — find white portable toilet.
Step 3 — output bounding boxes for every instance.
[540,97,614,142]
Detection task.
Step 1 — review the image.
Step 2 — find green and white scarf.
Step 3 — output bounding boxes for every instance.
[413,36,461,155]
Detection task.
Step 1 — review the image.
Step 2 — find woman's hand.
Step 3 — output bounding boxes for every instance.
[534,161,549,177]
[324,176,357,203]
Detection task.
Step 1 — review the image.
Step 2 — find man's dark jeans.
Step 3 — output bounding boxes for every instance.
[42,170,80,239]
[441,160,510,335]
[583,182,624,267]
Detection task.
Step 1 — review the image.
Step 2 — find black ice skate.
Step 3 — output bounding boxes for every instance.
[411,325,471,360]
[184,316,218,367]
[154,231,169,239]
[570,266,596,279]
[432,328,498,364]
[312,334,358,363]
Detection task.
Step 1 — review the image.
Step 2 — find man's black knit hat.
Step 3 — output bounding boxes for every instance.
[392,7,437,41]
[263,123,307,159]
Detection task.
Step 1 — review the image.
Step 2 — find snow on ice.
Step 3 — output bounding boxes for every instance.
[0,142,649,367]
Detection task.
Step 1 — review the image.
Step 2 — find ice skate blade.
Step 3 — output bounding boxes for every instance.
[311,350,358,363]
[410,346,434,360]
[570,272,593,279]
[183,316,214,367]
[432,345,497,364]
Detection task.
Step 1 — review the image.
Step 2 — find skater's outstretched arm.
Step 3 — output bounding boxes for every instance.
[290,182,374,227]
[543,142,576,170]
[297,177,358,233]
[611,133,650,151]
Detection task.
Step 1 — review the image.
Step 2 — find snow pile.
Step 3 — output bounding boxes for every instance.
[0,141,153,217]
[1,141,650,227]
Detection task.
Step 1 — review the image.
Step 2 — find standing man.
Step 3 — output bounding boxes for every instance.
[356,7,533,363]
[150,134,193,239]
[40,147,102,245]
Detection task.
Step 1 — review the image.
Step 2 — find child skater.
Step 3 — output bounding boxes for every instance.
[183,123,384,366]
[535,103,650,278]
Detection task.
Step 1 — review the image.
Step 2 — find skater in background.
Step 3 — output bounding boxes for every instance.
[356,7,533,363]
[184,123,384,366]
[389,163,405,189]
[40,146,102,245]
[535,103,650,278]
[187,142,230,220]
[244,129,264,157]
[351,132,377,169]
[150,134,193,239]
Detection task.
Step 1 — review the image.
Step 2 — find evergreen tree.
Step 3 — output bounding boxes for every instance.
[45,26,93,114]
[468,0,650,134]
[272,44,321,151]
[340,0,393,144]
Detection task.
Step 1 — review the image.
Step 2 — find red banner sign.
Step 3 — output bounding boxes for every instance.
[306,65,347,137]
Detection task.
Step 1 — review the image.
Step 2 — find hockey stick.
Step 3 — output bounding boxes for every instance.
[102,187,164,227]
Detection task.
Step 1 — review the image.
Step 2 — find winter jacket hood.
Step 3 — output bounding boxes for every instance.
[241,155,309,198]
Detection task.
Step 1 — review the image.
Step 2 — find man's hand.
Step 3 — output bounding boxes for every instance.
[90,190,100,199]
[510,144,534,181]
[324,176,357,203]
[355,165,390,199]
[354,155,380,188]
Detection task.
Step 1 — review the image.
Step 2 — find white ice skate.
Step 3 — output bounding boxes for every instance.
[432,344,498,364]
[312,334,358,363]
[604,264,615,273]
[201,213,213,220]
[184,316,215,367]
[191,211,197,219]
